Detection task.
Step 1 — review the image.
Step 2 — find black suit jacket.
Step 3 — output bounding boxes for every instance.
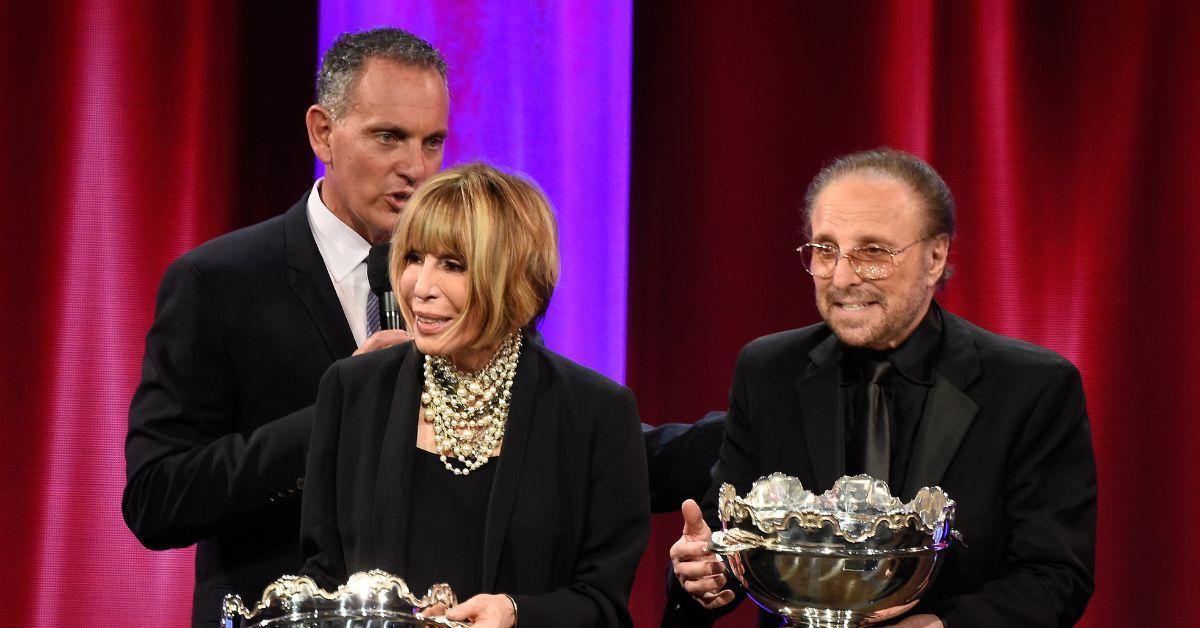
[299,340,651,627]
[123,193,357,625]
[667,304,1096,627]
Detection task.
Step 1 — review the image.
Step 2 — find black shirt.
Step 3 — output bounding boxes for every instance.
[403,448,497,600]
[840,304,943,498]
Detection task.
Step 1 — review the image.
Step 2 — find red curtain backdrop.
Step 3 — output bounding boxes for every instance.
[0,2,315,624]
[627,1,1199,626]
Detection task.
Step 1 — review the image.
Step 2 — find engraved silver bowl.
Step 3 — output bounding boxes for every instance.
[221,569,465,627]
[709,474,958,627]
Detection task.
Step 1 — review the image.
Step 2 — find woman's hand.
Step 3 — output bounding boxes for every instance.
[433,593,516,627]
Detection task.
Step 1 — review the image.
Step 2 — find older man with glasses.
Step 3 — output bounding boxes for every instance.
[664,148,1096,628]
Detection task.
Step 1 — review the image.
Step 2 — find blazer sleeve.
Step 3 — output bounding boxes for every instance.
[298,361,348,590]
[663,348,756,626]
[511,386,652,627]
[122,257,313,549]
[930,361,1097,627]
[643,412,726,514]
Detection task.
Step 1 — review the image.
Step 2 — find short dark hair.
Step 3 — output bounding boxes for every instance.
[316,27,448,119]
[803,147,956,285]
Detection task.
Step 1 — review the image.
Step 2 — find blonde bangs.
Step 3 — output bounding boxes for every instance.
[396,187,472,261]
[389,163,561,352]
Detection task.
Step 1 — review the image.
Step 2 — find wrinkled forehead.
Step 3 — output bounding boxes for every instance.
[809,173,925,244]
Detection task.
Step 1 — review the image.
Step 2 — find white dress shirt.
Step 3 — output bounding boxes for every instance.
[306,179,372,347]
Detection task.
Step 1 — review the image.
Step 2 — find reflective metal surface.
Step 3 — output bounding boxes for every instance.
[710,474,958,627]
[221,570,464,628]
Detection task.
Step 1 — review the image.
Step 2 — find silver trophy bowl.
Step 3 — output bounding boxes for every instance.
[221,569,465,627]
[709,474,958,627]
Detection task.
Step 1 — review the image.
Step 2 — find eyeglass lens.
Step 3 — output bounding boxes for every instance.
[800,245,894,280]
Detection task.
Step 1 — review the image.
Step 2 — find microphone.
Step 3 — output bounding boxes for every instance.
[367,243,404,331]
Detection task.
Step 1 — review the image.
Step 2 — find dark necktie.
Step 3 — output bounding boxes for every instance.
[863,359,894,483]
[366,289,381,337]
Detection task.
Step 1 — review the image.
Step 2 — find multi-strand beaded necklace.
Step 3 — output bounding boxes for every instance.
[420,332,522,475]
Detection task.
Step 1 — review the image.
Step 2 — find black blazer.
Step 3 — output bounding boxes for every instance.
[667,303,1096,627]
[299,340,652,627]
[645,411,726,513]
[123,193,357,626]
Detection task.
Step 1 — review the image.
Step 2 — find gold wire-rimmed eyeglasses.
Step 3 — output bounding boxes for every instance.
[796,238,926,280]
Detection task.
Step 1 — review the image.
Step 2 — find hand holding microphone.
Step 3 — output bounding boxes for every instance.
[355,243,412,356]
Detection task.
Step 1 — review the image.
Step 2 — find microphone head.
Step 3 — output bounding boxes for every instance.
[367,243,392,294]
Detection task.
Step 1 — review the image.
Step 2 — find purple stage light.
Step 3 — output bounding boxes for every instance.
[318,2,632,382]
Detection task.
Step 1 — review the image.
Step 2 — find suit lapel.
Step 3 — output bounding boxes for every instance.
[795,334,844,492]
[372,349,423,573]
[901,375,977,495]
[480,340,538,592]
[901,308,982,495]
[283,195,358,360]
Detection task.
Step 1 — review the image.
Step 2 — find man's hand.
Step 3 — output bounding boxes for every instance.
[670,499,734,609]
[434,593,516,628]
[352,329,411,356]
[886,614,942,627]
[861,600,918,626]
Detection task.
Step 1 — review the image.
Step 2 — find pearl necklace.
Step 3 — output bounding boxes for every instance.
[421,332,522,475]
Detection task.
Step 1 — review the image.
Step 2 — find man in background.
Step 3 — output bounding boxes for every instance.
[124,28,720,626]
[667,148,1096,627]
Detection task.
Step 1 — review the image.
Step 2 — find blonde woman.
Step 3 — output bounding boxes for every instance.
[299,163,651,627]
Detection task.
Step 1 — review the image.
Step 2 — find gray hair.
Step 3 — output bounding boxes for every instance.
[316,27,448,119]
[803,147,956,286]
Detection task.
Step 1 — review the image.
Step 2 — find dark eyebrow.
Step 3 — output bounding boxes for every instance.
[809,231,831,242]
[367,124,447,141]
[808,233,900,248]
[367,124,411,138]
[854,235,902,248]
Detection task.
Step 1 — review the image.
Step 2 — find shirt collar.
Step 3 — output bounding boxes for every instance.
[837,300,944,385]
[306,178,371,281]
[884,301,943,384]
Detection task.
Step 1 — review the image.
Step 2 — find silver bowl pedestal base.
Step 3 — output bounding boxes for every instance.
[778,608,873,627]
